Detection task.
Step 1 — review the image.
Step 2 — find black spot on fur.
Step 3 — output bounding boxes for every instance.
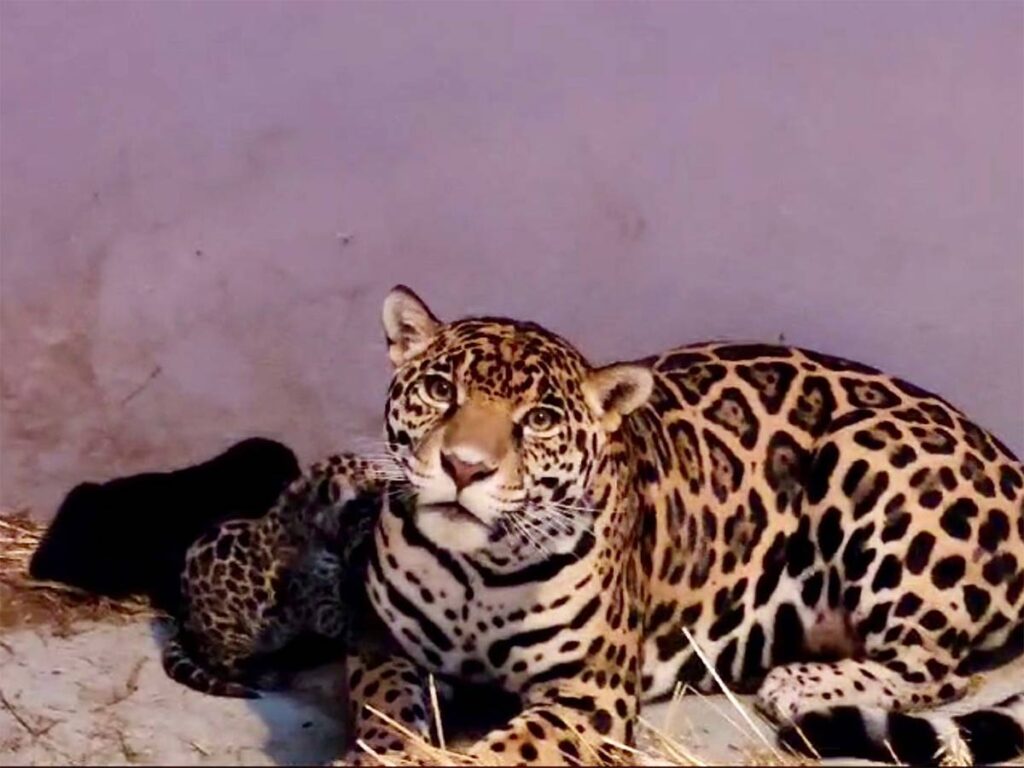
[940,498,979,540]
[656,629,689,662]
[959,418,998,461]
[704,429,745,502]
[983,553,1017,586]
[843,585,862,610]
[978,509,1010,552]
[770,602,804,665]
[999,465,1023,501]
[709,606,746,641]
[843,460,869,495]
[754,533,788,608]
[646,602,675,634]
[916,425,957,455]
[853,470,890,520]
[963,585,991,622]
[800,349,880,375]
[765,431,808,513]
[871,554,903,591]
[840,377,901,408]
[841,522,877,581]
[827,566,841,609]
[658,351,712,370]
[890,444,917,468]
[891,376,940,401]
[591,709,613,735]
[786,517,815,577]
[853,430,886,451]
[558,739,580,761]
[735,362,798,414]
[829,409,875,432]
[807,444,840,505]
[664,363,727,406]
[1008,572,1024,604]
[881,511,912,543]
[741,623,766,680]
[906,532,936,575]
[787,376,837,438]
[817,506,844,561]
[919,609,948,630]
[715,343,794,361]
[857,601,892,636]
[894,592,922,618]
[703,388,761,449]
[801,571,824,607]
[931,555,966,590]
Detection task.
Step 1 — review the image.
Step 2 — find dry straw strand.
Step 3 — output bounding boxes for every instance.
[428,673,446,751]
[681,627,783,760]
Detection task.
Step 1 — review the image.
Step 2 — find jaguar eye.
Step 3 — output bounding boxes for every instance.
[522,407,560,433]
[422,375,455,404]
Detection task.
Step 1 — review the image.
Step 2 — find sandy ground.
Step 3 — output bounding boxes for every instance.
[0,620,347,766]
[0,617,1022,766]
[0,617,779,766]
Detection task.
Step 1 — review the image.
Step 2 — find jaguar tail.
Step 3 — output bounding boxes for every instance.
[779,692,1024,765]
[161,625,260,699]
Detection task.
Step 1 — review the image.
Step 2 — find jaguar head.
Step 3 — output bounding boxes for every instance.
[380,285,653,563]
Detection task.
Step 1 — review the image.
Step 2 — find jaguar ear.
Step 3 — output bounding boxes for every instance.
[583,361,655,432]
[382,285,441,367]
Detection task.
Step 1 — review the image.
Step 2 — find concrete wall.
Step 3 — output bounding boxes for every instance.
[2,1,1022,519]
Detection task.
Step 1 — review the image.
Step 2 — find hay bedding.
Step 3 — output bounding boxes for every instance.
[2,509,1002,766]
[0,512,154,634]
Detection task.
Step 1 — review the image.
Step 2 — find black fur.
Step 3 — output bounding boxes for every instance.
[29,437,299,612]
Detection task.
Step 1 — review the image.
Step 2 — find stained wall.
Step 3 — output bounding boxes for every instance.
[2,1,1021,518]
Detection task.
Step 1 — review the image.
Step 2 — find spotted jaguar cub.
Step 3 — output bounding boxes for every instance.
[342,286,1024,765]
[162,453,387,698]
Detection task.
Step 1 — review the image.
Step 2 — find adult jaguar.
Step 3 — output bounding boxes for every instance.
[342,285,1024,765]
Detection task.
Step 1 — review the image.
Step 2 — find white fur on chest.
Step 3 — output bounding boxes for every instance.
[366,503,596,691]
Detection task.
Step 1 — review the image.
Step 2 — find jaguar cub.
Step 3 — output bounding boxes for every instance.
[340,286,1024,765]
[162,453,386,698]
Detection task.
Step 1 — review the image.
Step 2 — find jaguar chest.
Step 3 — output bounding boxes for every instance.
[365,501,603,693]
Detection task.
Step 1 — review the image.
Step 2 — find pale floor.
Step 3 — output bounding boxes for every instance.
[0,620,1021,766]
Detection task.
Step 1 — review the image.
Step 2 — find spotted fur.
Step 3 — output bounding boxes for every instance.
[163,454,384,698]
[344,286,1024,765]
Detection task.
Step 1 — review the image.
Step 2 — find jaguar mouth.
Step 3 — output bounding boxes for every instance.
[413,500,496,553]
[422,502,488,527]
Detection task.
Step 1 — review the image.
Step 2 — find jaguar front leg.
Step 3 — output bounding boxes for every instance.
[341,650,437,765]
[466,659,641,766]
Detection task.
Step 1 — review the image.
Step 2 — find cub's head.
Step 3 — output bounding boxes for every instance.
[381,285,653,563]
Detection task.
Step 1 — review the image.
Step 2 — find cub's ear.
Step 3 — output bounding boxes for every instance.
[583,361,654,432]
[382,285,441,367]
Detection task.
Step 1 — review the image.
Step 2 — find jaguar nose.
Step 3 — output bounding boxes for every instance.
[440,451,497,491]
